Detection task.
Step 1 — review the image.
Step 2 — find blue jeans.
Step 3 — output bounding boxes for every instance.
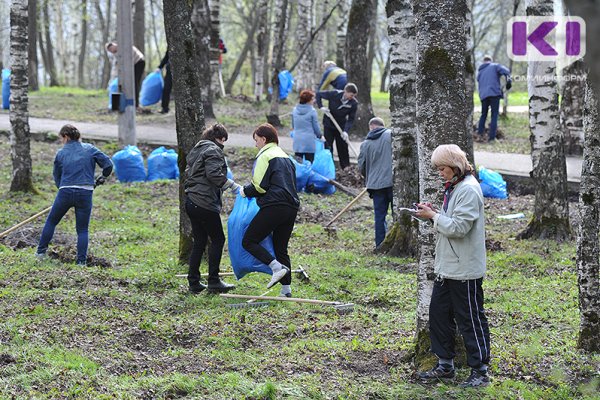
[371,187,393,247]
[37,188,93,264]
[477,96,501,141]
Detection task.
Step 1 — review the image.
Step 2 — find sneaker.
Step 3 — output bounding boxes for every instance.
[459,369,490,388]
[279,292,292,298]
[35,252,48,261]
[267,267,289,288]
[206,279,235,293]
[189,283,207,294]
[417,364,456,382]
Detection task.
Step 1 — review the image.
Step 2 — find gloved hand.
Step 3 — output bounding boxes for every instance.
[506,80,512,90]
[341,131,349,142]
[239,187,246,197]
[95,175,106,187]
[231,183,243,194]
[320,107,329,113]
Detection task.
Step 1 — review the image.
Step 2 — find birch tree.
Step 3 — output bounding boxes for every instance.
[560,60,585,155]
[412,0,469,366]
[209,0,222,98]
[10,0,35,193]
[266,0,290,127]
[576,79,600,352]
[253,0,269,102]
[335,0,350,68]
[294,0,314,91]
[377,0,418,258]
[191,0,215,118]
[163,0,206,264]
[517,0,571,241]
[27,0,38,91]
[345,0,376,136]
[314,0,329,84]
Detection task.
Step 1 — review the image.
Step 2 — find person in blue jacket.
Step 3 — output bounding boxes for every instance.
[36,125,113,265]
[318,61,347,91]
[476,55,511,143]
[292,89,322,163]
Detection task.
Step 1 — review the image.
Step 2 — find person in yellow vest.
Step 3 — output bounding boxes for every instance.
[317,61,347,91]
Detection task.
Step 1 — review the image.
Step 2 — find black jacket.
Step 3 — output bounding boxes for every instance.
[315,90,358,133]
[184,140,228,213]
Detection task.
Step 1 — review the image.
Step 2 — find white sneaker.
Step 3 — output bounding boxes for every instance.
[35,252,48,261]
[267,267,289,288]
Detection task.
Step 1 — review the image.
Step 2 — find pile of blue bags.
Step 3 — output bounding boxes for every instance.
[478,166,508,199]
[1,69,10,110]
[111,145,179,183]
[291,141,336,195]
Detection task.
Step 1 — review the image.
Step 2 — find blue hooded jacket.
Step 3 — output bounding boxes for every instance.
[477,62,511,100]
[292,103,322,154]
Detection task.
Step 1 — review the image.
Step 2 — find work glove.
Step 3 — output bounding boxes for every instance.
[320,107,329,113]
[239,187,246,197]
[506,80,512,90]
[231,183,243,194]
[95,175,106,187]
[341,131,349,142]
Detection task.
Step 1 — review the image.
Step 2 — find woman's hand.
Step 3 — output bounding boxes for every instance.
[415,203,436,220]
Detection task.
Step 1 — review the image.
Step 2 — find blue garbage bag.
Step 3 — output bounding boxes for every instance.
[112,145,147,183]
[147,146,179,181]
[228,195,275,279]
[478,166,507,199]
[140,71,164,106]
[1,69,10,110]
[278,70,294,100]
[225,158,234,180]
[314,139,324,153]
[307,148,335,194]
[107,78,118,110]
[289,156,311,192]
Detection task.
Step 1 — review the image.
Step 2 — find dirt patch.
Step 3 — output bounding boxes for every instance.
[336,166,364,189]
[0,353,16,366]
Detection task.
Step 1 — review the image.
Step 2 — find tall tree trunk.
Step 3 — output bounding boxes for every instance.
[226,6,259,95]
[335,0,350,69]
[10,0,35,193]
[163,0,206,265]
[294,0,314,91]
[379,48,391,93]
[41,0,59,86]
[345,0,376,136]
[191,0,215,118]
[78,0,88,87]
[27,0,38,91]
[517,0,571,241]
[560,60,585,156]
[133,0,145,57]
[314,0,329,86]
[253,0,269,102]
[266,0,290,127]
[576,79,600,352]
[95,0,112,89]
[377,0,418,258]
[412,0,469,368]
[208,0,222,98]
[502,0,520,117]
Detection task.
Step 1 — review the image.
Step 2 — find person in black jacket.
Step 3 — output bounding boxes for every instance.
[240,124,300,297]
[184,124,241,294]
[316,83,358,169]
[156,50,172,114]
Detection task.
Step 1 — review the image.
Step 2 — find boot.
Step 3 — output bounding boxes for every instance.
[189,282,207,294]
[207,278,235,293]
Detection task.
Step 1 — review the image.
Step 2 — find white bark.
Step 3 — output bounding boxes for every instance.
[295,0,314,91]
[209,0,222,98]
[575,79,600,352]
[313,0,329,86]
[254,0,269,102]
[267,0,290,125]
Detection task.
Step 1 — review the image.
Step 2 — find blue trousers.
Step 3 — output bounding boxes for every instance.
[371,187,393,247]
[477,96,501,141]
[37,188,93,264]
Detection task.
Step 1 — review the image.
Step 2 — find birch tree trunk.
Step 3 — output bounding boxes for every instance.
[412,0,469,367]
[27,0,38,91]
[345,0,376,136]
[208,0,222,98]
[314,0,329,85]
[377,0,418,258]
[95,0,112,89]
[191,0,215,119]
[133,0,145,57]
[576,79,600,352]
[560,60,585,156]
[335,0,350,69]
[294,0,314,91]
[78,0,88,87]
[253,0,269,102]
[266,0,290,127]
[163,0,205,264]
[10,0,35,193]
[41,0,59,86]
[517,0,571,241]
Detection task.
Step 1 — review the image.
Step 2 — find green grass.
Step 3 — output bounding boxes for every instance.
[0,137,598,398]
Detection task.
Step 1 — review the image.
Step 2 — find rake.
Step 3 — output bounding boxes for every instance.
[220,293,355,313]
[175,265,310,282]
[225,288,275,309]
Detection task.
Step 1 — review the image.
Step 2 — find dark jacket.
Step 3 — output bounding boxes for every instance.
[54,141,113,188]
[315,90,358,133]
[184,140,229,213]
[243,143,299,210]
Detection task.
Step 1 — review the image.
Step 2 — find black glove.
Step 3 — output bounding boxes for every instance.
[95,175,106,187]
[506,80,512,90]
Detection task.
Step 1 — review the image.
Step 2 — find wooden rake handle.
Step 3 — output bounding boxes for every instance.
[322,110,359,157]
[0,206,52,239]
[220,293,342,305]
[324,188,368,227]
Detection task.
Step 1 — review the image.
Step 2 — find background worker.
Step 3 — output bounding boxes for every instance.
[317,61,347,91]
[156,49,172,114]
[316,83,358,170]
[292,89,322,163]
[476,55,511,143]
[105,42,146,108]
[357,117,393,248]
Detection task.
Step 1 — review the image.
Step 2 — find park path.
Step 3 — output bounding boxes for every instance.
[0,112,582,182]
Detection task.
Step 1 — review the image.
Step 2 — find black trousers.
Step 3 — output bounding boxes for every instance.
[242,205,297,285]
[134,59,146,107]
[295,152,314,163]
[429,277,491,369]
[161,66,172,112]
[185,197,225,285]
[323,125,350,169]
